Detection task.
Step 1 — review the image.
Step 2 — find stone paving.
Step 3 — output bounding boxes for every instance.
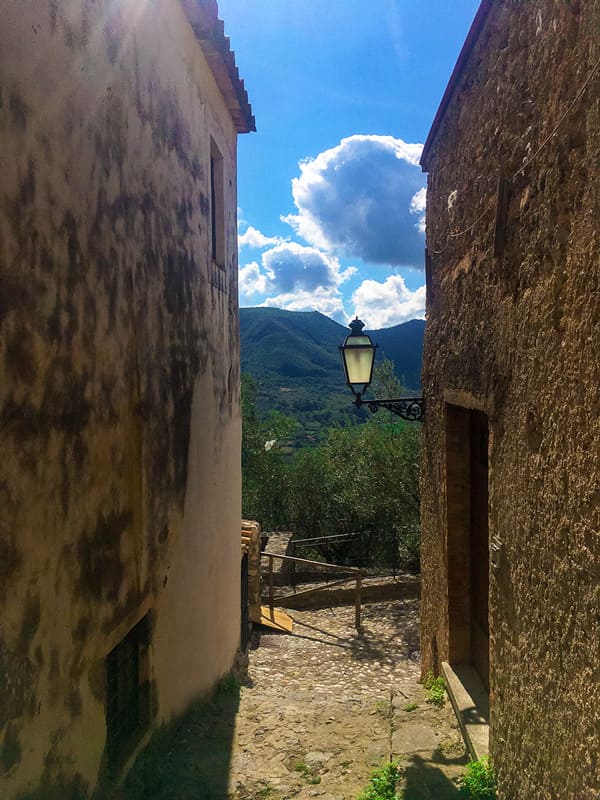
[229,599,468,799]
[122,597,468,800]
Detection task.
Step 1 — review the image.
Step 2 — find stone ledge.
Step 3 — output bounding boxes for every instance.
[268,576,420,610]
[441,661,489,760]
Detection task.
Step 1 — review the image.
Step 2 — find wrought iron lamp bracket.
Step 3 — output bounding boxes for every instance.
[354,395,425,422]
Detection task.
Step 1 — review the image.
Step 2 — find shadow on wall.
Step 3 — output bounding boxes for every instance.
[401,751,468,799]
[114,677,243,800]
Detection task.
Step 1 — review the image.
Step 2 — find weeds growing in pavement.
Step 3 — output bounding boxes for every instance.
[256,783,275,798]
[357,761,403,800]
[460,756,496,799]
[295,760,321,785]
[423,671,446,707]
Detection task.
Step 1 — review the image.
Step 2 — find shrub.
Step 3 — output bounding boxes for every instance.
[460,756,496,799]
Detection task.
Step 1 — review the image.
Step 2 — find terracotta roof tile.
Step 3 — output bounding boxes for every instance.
[179,0,255,133]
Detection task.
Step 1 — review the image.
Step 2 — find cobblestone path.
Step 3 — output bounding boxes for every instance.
[123,598,468,800]
[229,599,468,799]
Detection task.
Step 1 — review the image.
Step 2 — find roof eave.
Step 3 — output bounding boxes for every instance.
[420,0,493,172]
[179,0,256,134]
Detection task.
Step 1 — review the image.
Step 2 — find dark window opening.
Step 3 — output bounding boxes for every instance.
[210,138,225,268]
[105,613,152,777]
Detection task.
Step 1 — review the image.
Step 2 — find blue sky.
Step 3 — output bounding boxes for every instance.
[218,0,481,327]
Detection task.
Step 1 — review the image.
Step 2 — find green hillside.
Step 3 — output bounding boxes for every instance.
[239,307,425,436]
[372,319,425,388]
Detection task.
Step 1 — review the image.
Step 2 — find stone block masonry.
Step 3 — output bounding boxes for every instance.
[419,1,600,798]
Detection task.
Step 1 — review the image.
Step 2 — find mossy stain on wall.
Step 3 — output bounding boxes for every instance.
[5,324,37,385]
[1,722,22,774]
[8,91,27,130]
[77,511,132,604]
[0,485,22,589]
[0,642,37,726]
[16,746,88,800]
[18,592,41,656]
[0,274,33,325]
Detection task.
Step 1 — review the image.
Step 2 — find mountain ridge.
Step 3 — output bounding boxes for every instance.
[239,307,425,431]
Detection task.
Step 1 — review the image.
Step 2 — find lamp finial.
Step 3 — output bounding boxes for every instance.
[349,317,365,336]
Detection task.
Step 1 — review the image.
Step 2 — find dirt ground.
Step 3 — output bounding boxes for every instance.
[123,598,468,800]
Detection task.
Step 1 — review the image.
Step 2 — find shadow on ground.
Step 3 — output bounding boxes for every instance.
[349,600,420,663]
[401,750,468,799]
[117,679,242,800]
[265,599,420,665]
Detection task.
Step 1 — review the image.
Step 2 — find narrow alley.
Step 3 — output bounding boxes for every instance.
[124,599,468,800]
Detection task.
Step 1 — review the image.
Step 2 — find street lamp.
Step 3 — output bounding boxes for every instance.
[339,317,425,422]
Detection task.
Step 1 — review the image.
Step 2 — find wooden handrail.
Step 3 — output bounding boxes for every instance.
[276,577,356,602]
[291,532,362,544]
[261,551,361,573]
[262,550,363,634]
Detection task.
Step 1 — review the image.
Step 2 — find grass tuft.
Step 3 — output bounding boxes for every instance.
[460,756,496,799]
[357,761,403,800]
[295,760,321,785]
[423,671,446,707]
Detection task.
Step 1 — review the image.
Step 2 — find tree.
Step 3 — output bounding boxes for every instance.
[241,360,422,573]
[241,374,296,529]
[287,360,421,573]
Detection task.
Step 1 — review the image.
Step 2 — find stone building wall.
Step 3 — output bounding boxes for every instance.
[420,2,599,798]
[0,1,251,796]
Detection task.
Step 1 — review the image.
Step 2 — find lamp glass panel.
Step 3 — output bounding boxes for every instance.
[344,336,375,389]
[345,348,373,385]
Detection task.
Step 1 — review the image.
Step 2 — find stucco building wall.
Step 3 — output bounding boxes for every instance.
[0,1,250,796]
[420,2,599,798]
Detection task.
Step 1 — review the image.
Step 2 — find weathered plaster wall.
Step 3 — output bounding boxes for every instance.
[0,1,242,796]
[420,2,599,798]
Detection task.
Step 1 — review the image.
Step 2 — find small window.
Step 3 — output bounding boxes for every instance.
[105,614,152,776]
[210,138,225,269]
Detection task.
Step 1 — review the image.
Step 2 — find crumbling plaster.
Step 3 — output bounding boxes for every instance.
[420,2,599,798]
[0,1,244,796]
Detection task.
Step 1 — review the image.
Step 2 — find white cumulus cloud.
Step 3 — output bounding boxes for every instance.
[238,242,355,320]
[262,289,347,321]
[238,225,286,249]
[410,187,427,234]
[352,275,426,328]
[239,261,272,297]
[262,242,355,293]
[282,135,426,268]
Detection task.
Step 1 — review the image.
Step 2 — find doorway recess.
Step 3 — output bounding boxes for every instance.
[444,404,490,757]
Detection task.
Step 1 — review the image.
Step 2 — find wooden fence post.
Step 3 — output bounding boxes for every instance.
[268,554,274,615]
[355,572,362,634]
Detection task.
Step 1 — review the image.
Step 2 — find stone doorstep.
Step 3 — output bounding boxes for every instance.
[441,661,490,761]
